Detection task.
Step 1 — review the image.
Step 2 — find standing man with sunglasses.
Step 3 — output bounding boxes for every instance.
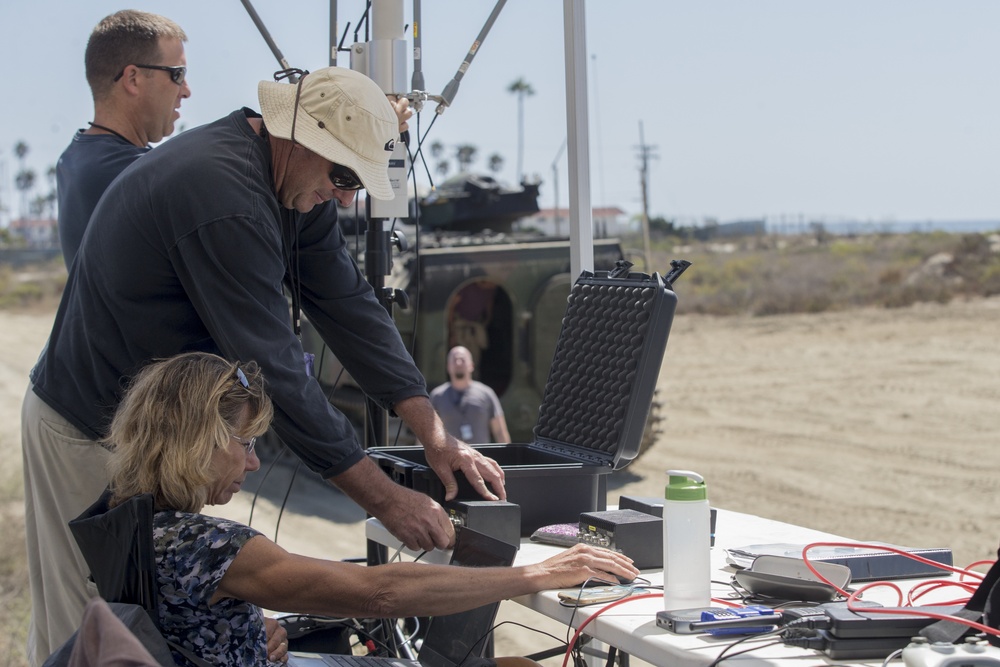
[23,66,506,664]
[22,10,191,664]
[56,9,191,269]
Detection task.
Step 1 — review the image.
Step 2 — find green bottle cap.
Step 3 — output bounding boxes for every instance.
[665,469,708,501]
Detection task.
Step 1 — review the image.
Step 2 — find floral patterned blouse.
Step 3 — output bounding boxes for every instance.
[153,510,278,666]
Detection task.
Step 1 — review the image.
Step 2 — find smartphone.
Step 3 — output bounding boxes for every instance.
[656,607,729,634]
[657,606,782,634]
[557,586,629,606]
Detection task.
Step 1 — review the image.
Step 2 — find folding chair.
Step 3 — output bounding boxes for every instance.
[68,491,213,667]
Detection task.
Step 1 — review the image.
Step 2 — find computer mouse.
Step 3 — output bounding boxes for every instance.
[584,574,636,587]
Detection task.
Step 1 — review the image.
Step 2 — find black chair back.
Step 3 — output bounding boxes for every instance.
[69,491,160,629]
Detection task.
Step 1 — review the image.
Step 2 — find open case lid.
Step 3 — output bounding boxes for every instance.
[532,268,678,469]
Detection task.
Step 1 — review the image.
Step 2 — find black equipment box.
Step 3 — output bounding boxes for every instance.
[369,268,679,535]
[443,499,521,549]
[579,509,663,569]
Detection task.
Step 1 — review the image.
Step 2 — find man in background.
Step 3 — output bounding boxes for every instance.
[431,346,511,444]
[57,9,190,268]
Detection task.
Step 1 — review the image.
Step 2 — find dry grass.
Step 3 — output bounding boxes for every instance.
[631,230,1000,316]
[0,505,30,667]
[0,259,66,313]
[0,258,65,667]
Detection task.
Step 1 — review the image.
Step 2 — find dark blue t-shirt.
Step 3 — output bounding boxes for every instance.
[56,131,149,268]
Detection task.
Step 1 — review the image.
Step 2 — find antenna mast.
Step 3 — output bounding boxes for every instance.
[636,120,658,271]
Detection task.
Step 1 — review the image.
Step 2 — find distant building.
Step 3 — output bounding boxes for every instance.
[9,217,58,248]
[518,207,626,238]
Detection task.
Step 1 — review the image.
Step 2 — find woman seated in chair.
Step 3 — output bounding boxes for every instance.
[103,352,638,667]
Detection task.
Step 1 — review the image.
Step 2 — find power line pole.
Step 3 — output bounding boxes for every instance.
[635,121,658,271]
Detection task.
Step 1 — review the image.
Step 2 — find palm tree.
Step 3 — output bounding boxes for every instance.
[455,144,478,172]
[46,165,58,219]
[487,153,504,174]
[13,140,30,219]
[15,168,36,219]
[507,78,535,183]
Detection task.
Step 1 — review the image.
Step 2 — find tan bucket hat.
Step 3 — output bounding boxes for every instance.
[258,67,398,200]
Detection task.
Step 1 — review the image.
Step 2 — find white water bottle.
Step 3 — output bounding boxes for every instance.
[662,470,711,611]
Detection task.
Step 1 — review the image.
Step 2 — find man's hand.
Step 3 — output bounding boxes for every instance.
[331,455,455,552]
[423,434,506,502]
[388,95,414,136]
[377,484,456,551]
[393,396,507,501]
[265,616,289,663]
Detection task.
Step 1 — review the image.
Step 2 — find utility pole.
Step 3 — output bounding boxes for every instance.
[551,138,567,237]
[635,121,658,271]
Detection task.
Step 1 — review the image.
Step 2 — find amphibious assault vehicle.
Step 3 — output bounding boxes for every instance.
[302,175,627,444]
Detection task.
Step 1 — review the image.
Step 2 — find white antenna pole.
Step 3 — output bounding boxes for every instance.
[562,0,593,279]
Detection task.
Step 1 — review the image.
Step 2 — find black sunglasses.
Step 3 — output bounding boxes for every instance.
[114,64,186,85]
[330,163,363,191]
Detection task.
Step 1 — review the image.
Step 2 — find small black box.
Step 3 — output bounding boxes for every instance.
[579,509,662,569]
[370,270,679,535]
[619,495,718,546]
[444,500,520,549]
[619,495,664,517]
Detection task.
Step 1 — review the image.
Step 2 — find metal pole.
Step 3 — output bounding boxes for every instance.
[241,0,295,73]
[360,0,408,448]
[562,0,594,279]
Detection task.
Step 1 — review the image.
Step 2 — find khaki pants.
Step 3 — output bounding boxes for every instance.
[21,385,111,666]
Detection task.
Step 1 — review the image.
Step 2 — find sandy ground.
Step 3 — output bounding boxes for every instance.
[2,298,998,665]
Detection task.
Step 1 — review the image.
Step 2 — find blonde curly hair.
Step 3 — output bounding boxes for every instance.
[105,352,272,512]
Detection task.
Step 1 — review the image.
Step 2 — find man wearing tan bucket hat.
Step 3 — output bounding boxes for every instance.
[23,66,506,658]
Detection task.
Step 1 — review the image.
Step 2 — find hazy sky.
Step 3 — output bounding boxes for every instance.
[1,1,997,224]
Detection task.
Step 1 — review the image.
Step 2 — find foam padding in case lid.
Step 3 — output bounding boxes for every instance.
[533,272,676,467]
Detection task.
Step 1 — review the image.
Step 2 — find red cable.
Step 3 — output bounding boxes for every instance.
[561,592,662,667]
[907,579,979,605]
[797,542,998,637]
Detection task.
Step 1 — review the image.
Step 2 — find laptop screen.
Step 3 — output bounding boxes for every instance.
[416,526,518,667]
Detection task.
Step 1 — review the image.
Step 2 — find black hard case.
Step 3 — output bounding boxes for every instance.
[369,269,678,534]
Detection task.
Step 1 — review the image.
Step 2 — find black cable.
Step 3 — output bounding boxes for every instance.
[562,576,616,665]
[349,618,407,657]
[246,443,287,527]
[410,111,437,189]
[412,112,440,186]
[708,639,785,667]
[273,460,301,544]
[488,620,566,649]
[455,619,571,667]
[405,134,423,362]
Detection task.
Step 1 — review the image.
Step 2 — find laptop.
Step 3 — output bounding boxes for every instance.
[288,525,518,667]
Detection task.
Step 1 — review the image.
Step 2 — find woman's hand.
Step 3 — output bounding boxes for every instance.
[265,616,289,663]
